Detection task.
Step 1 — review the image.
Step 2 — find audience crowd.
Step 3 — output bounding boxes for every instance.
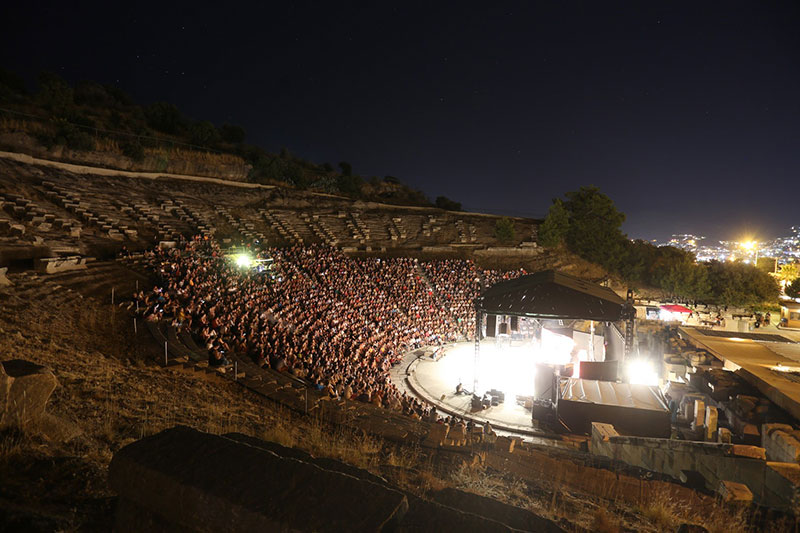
[136,236,525,419]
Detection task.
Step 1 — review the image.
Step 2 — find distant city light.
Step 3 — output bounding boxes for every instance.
[657,227,799,266]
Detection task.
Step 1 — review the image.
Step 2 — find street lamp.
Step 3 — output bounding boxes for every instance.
[741,241,759,264]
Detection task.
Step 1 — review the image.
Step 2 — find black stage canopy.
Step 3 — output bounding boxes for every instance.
[479,270,625,322]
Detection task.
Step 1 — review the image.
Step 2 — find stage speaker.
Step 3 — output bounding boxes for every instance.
[510,316,519,331]
[486,314,497,338]
[498,322,508,335]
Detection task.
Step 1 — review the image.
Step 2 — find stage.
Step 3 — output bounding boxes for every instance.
[403,341,545,436]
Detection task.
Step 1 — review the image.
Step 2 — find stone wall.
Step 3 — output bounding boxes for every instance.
[762,423,800,463]
[591,422,800,512]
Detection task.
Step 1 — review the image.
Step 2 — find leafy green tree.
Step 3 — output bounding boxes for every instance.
[145,102,184,134]
[706,261,779,306]
[189,121,221,147]
[777,263,799,285]
[494,217,516,243]
[787,278,800,299]
[339,161,352,176]
[435,196,462,211]
[618,240,659,284]
[562,186,627,270]
[658,259,710,301]
[538,198,569,248]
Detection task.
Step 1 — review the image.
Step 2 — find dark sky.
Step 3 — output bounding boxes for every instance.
[2,1,799,242]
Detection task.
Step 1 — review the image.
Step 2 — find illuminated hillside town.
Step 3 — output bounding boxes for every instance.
[659,226,800,265]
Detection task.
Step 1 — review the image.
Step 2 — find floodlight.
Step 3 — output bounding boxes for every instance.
[234,253,253,269]
[626,359,659,386]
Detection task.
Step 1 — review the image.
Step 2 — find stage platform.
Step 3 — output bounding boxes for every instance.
[399,342,549,437]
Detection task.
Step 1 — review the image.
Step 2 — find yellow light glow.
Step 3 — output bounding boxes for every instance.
[234,253,253,268]
[741,241,755,251]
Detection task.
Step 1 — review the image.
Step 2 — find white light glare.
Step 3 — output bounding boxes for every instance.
[627,359,659,386]
[234,253,253,269]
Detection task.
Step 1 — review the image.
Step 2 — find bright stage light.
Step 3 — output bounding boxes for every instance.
[234,253,254,269]
[626,359,659,386]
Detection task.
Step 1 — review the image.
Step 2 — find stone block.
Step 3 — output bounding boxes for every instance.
[763,427,800,463]
[692,399,705,431]
[0,359,59,428]
[718,480,753,503]
[742,424,761,445]
[34,256,87,274]
[718,427,733,444]
[424,423,449,447]
[109,426,409,532]
[730,445,766,460]
[0,267,10,286]
[705,406,718,441]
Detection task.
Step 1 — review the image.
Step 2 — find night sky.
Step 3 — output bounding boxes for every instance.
[2,1,799,242]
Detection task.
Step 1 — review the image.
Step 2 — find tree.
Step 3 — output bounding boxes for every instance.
[189,121,221,147]
[219,123,245,144]
[0,67,27,95]
[787,278,800,299]
[777,263,799,285]
[562,186,627,270]
[494,217,516,243]
[435,196,462,211]
[339,161,352,176]
[337,174,363,197]
[145,102,184,134]
[538,198,569,247]
[37,71,73,115]
[706,261,779,307]
[658,259,710,301]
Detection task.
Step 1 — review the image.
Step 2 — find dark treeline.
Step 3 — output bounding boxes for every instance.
[0,67,462,209]
[539,186,780,307]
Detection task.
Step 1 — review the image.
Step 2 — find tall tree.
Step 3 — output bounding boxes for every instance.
[562,186,627,270]
[538,198,569,247]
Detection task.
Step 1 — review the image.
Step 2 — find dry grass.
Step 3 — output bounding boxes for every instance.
[591,508,621,533]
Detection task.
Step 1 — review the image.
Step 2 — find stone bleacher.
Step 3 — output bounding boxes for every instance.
[0,157,541,256]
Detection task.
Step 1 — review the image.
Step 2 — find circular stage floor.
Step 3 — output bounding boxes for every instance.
[405,342,543,436]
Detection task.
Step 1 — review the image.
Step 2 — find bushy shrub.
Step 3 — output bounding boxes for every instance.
[121,140,145,161]
[336,174,363,197]
[189,121,221,148]
[494,217,516,243]
[145,102,184,134]
[435,195,462,211]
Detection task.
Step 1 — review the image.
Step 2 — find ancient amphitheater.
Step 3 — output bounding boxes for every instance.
[0,152,792,532]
